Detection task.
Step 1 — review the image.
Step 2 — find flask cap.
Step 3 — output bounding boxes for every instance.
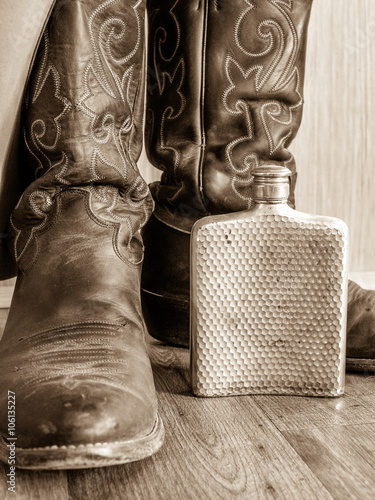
[251,165,291,203]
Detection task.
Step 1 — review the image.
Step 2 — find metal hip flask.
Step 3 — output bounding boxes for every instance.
[190,166,348,398]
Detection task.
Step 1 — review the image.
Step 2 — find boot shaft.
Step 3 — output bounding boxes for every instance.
[142,0,314,347]
[9,0,153,271]
[146,0,314,228]
[23,0,146,181]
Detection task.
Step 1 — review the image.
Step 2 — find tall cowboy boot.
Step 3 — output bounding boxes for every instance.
[143,0,375,375]
[142,0,313,346]
[0,0,164,470]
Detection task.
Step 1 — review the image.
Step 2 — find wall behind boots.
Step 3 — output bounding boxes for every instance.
[138,0,375,275]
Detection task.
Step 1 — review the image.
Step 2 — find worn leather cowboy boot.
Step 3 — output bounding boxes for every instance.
[0,0,164,469]
[142,0,314,346]
[143,0,375,374]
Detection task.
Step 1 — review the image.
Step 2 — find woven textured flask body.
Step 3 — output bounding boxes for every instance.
[190,166,349,398]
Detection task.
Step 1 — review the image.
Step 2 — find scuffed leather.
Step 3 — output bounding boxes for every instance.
[146,0,313,231]
[0,0,159,454]
[0,191,157,448]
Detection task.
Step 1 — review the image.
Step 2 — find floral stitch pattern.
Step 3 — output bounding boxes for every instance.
[23,30,72,179]
[146,0,309,215]
[147,0,186,175]
[10,0,151,265]
[224,0,305,204]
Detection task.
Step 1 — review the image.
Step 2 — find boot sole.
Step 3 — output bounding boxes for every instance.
[346,358,375,374]
[0,414,164,470]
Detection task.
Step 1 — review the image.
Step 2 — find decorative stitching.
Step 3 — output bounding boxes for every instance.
[24,30,72,179]
[224,0,303,201]
[149,0,185,179]
[260,67,302,156]
[11,0,151,270]
[18,320,129,341]
[12,320,147,390]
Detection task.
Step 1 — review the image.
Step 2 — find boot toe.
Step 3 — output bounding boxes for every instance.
[0,320,163,469]
[14,384,157,449]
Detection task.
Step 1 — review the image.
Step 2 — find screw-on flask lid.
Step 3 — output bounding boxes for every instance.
[251,165,291,203]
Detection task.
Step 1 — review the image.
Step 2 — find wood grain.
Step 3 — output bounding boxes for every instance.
[1,2,375,498]
[0,287,13,309]
[1,326,375,498]
[0,279,16,288]
[0,310,8,335]
[253,374,375,432]
[292,0,375,273]
[283,424,375,500]
[0,465,68,500]
[67,341,333,500]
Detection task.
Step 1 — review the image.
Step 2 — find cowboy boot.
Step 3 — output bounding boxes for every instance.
[142,0,313,346]
[143,0,375,374]
[0,0,164,470]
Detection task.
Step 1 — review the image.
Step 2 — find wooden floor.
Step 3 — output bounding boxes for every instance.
[0,302,375,500]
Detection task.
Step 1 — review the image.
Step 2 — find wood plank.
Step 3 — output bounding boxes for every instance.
[0,464,68,500]
[343,372,375,397]
[0,279,16,287]
[0,341,373,498]
[0,310,8,335]
[66,341,333,499]
[283,424,375,500]
[348,272,375,291]
[253,374,375,432]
